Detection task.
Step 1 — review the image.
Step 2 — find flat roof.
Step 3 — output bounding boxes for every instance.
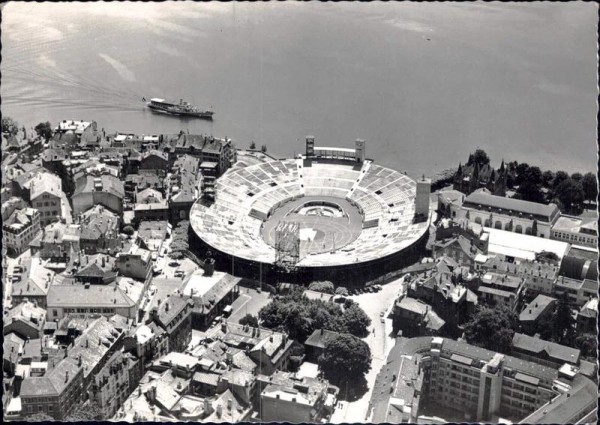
[314,146,356,153]
[485,227,569,261]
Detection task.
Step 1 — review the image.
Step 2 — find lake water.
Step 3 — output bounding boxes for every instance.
[1,1,597,177]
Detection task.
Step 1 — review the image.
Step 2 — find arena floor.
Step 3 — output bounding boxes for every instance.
[261,196,363,256]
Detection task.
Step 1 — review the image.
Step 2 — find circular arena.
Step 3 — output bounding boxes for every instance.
[190,154,431,283]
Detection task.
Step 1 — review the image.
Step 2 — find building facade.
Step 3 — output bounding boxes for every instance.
[2,208,41,255]
[458,190,560,238]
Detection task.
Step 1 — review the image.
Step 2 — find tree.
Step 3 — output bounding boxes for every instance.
[318,334,371,383]
[341,304,371,337]
[471,149,490,166]
[335,286,349,296]
[463,304,519,354]
[535,250,560,264]
[515,163,530,185]
[35,121,53,141]
[261,144,267,153]
[65,401,104,421]
[570,172,583,182]
[516,181,544,203]
[524,166,543,186]
[542,170,554,187]
[27,412,55,421]
[238,313,259,328]
[259,288,370,342]
[1,116,19,135]
[308,281,335,294]
[575,335,597,360]
[552,171,569,189]
[122,225,135,236]
[249,141,256,150]
[554,178,585,214]
[551,293,575,346]
[581,172,597,203]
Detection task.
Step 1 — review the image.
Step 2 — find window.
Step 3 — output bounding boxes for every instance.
[53,309,58,317]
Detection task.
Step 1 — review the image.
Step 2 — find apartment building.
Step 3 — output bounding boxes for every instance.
[370,337,597,423]
[2,207,41,255]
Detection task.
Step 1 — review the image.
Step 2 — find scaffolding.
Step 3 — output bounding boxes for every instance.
[274,221,301,270]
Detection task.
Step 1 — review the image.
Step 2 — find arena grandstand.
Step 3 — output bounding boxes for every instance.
[190,139,432,282]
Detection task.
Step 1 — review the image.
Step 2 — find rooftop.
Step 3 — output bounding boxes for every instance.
[46,284,136,308]
[512,333,580,365]
[73,174,125,199]
[484,227,570,261]
[464,191,559,221]
[519,295,556,322]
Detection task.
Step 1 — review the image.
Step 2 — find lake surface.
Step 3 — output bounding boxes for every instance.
[1,2,597,176]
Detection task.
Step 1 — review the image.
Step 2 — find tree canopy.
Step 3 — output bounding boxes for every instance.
[470,149,490,166]
[35,121,53,141]
[249,141,256,150]
[581,172,597,203]
[170,220,190,253]
[238,313,259,328]
[553,178,585,214]
[335,286,349,296]
[65,401,104,421]
[340,303,371,337]
[308,281,335,294]
[463,304,519,354]
[318,333,371,383]
[551,293,576,346]
[2,116,19,135]
[552,171,569,189]
[258,286,371,342]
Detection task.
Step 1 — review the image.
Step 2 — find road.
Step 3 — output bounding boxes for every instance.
[3,249,32,313]
[332,275,407,423]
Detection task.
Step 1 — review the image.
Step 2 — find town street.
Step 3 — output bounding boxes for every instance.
[332,276,407,423]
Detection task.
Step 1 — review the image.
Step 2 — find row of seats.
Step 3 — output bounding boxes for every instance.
[190,157,429,266]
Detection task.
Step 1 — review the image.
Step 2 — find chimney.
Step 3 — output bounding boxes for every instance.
[65,371,69,382]
[216,404,223,418]
[227,398,233,411]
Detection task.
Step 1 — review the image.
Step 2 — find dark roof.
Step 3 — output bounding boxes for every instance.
[559,256,598,281]
[304,329,345,349]
[155,295,194,328]
[512,333,580,364]
[464,191,559,220]
[73,174,125,199]
[519,295,556,322]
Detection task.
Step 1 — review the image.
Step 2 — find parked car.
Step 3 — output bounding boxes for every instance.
[169,261,180,267]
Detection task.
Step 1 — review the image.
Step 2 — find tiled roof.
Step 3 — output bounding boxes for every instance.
[73,174,124,199]
[512,333,580,364]
[66,316,126,378]
[464,191,559,220]
[29,172,63,200]
[519,295,556,322]
[47,284,136,308]
[155,294,194,328]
